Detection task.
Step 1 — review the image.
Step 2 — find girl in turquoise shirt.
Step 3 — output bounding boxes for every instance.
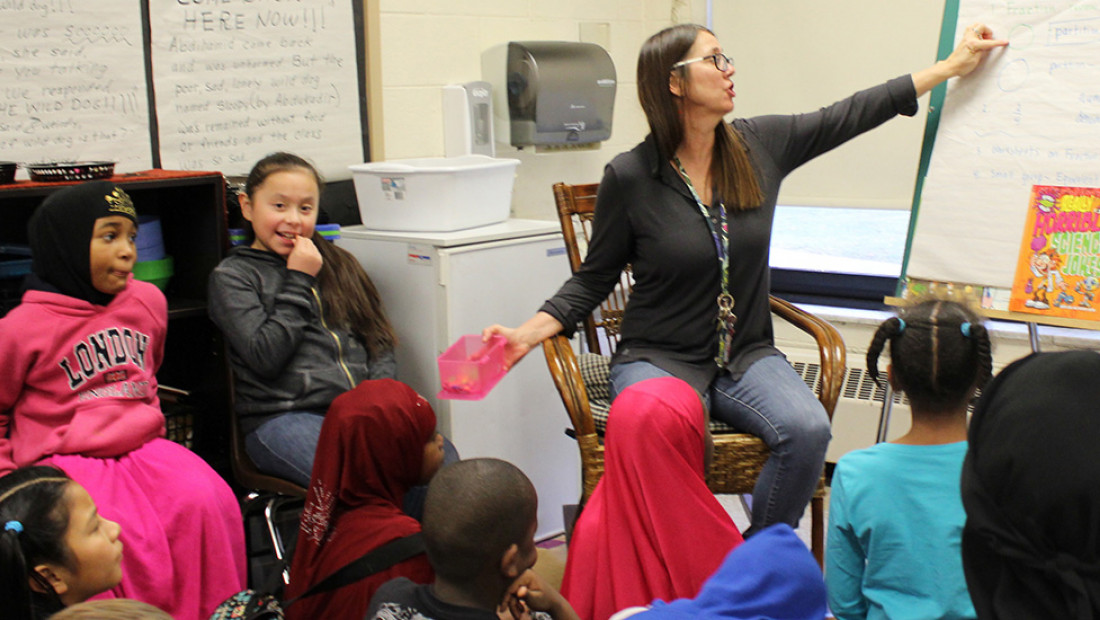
[827,298,993,620]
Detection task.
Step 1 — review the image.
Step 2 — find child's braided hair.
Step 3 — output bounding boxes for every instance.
[867,298,993,413]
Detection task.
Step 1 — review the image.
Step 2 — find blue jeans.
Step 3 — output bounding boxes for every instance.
[245,411,324,488]
[610,355,830,534]
[245,411,460,520]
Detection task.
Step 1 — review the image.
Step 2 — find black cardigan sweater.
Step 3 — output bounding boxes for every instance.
[540,76,918,393]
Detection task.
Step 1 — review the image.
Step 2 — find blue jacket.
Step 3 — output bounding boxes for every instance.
[630,524,827,620]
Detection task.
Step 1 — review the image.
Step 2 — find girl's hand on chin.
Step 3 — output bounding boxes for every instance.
[287,235,323,276]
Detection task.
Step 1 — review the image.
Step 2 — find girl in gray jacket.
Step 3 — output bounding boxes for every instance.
[208,152,399,488]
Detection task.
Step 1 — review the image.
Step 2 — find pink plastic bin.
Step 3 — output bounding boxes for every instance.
[437,334,507,400]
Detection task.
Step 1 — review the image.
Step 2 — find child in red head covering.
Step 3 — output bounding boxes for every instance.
[561,376,743,620]
[285,379,445,619]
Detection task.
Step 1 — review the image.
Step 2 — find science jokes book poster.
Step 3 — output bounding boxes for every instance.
[1010,185,1100,320]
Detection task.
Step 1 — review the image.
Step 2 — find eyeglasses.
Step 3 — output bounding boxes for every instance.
[671,53,733,72]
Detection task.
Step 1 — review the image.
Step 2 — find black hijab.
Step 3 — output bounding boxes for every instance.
[27,181,138,306]
[962,350,1100,619]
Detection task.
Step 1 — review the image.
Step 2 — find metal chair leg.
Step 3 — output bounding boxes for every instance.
[242,492,301,587]
[876,382,895,444]
[263,496,292,585]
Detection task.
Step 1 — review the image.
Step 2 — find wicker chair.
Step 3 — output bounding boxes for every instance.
[542,182,846,566]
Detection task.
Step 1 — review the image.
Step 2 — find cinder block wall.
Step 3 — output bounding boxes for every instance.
[373,0,705,219]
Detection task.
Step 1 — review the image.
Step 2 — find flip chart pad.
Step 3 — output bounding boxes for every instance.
[906,1,1100,289]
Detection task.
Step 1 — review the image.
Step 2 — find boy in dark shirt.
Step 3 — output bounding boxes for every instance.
[367,458,578,620]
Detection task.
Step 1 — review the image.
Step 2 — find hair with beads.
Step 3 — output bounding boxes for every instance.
[866,298,993,414]
[0,466,75,620]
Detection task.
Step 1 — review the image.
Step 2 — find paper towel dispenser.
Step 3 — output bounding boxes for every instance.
[482,41,616,148]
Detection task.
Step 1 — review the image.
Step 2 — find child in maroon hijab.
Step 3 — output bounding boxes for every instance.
[285,379,446,619]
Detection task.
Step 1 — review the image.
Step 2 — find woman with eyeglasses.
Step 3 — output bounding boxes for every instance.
[484,23,1006,537]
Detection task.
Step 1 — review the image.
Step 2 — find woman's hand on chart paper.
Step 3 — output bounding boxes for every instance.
[946,23,1009,78]
[912,22,1008,97]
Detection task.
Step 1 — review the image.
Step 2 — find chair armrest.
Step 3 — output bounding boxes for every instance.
[769,296,846,420]
[542,335,598,437]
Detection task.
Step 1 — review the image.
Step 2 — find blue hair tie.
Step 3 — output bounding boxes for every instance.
[896,318,906,333]
[4,520,22,534]
[961,322,972,338]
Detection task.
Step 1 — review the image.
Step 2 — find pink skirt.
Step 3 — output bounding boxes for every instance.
[44,438,246,620]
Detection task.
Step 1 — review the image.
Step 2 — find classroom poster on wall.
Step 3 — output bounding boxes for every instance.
[905,0,1100,290]
[149,0,364,179]
[1008,184,1100,320]
[0,1,153,174]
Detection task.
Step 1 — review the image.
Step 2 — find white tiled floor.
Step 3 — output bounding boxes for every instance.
[716,490,828,551]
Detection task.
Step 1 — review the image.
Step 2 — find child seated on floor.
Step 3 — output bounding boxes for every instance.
[366,458,579,620]
[961,350,1100,618]
[0,466,123,620]
[826,297,993,619]
[0,181,245,619]
[562,377,743,620]
[608,523,827,620]
[285,379,446,619]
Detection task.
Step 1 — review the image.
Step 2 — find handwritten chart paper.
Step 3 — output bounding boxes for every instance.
[150,0,364,178]
[908,1,1100,289]
[0,0,152,174]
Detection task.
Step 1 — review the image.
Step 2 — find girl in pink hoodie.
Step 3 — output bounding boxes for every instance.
[0,181,246,620]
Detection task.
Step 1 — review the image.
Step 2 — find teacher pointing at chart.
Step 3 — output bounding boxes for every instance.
[484,22,1007,534]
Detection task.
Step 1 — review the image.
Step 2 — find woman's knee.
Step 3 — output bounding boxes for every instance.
[797,405,832,452]
[775,401,831,452]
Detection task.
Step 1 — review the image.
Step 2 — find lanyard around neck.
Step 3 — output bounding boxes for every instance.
[673,157,736,367]
[674,157,727,265]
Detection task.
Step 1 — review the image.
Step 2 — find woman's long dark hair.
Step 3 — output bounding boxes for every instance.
[636,24,763,210]
[0,466,74,620]
[866,298,993,414]
[244,152,397,356]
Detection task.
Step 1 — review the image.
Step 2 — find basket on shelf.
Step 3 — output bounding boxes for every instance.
[158,385,196,450]
[26,162,116,183]
[164,408,195,450]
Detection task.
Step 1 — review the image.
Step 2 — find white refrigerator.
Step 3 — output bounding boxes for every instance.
[338,219,580,539]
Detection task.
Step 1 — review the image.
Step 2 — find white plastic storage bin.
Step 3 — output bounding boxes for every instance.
[349,155,520,232]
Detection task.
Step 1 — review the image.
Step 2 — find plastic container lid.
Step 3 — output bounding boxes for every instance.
[349,154,518,175]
